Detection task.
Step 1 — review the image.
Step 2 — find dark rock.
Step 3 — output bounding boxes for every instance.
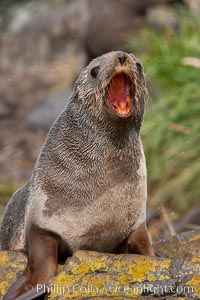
[146,5,179,31]
[153,229,200,258]
[25,90,72,131]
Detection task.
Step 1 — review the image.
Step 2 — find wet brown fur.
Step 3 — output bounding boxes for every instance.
[1,51,154,299]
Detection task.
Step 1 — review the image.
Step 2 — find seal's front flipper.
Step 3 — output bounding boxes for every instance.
[3,226,58,300]
[15,287,48,300]
[119,223,155,256]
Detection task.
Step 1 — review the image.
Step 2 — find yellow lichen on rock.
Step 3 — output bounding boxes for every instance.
[186,274,200,297]
[49,251,200,299]
[189,234,200,242]
[50,272,142,299]
[65,251,171,282]
[0,230,200,299]
[0,251,26,297]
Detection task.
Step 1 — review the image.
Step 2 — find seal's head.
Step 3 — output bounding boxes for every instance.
[73,51,147,127]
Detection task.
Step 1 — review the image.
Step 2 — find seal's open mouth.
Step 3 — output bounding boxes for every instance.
[107,72,133,117]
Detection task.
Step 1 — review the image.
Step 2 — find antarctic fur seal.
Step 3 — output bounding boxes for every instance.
[1,51,154,299]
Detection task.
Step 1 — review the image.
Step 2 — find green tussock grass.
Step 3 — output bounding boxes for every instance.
[127,9,200,212]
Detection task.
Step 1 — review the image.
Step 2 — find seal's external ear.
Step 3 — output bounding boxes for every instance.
[129,53,144,77]
[135,61,144,77]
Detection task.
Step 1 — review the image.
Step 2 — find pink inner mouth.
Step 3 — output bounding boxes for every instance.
[107,73,131,115]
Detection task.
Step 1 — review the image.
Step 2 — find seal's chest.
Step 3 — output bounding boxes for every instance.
[66,182,143,253]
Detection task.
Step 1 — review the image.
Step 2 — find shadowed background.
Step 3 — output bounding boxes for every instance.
[0,0,199,240]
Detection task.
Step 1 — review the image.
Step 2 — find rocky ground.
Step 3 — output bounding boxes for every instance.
[0,230,200,299]
[0,0,199,232]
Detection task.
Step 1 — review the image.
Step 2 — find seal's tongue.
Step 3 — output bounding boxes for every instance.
[108,73,131,115]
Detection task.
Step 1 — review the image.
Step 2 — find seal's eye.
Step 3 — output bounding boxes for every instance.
[90,66,100,78]
[136,62,143,76]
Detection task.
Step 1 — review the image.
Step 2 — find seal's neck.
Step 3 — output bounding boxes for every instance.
[57,103,143,164]
[58,101,143,170]
[67,100,143,143]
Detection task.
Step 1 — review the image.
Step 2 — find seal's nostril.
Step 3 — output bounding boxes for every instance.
[117,52,126,65]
